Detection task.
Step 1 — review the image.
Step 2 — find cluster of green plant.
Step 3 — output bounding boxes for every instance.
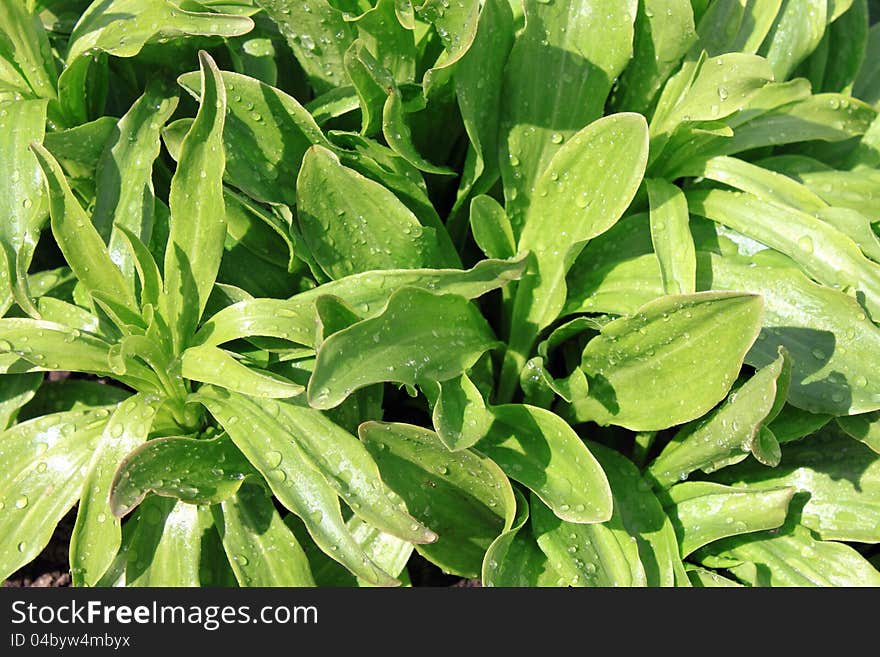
[1,0,879,588]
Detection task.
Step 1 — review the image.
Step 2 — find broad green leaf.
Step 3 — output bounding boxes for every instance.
[308,287,498,409]
[30,142,135,313]
[70,393,161,586]
[92,81,179,285]
[689,188,880,318]
[568,292,763,431]
[344,40,394,136]
[0,318,158,390]
[195,387,400,585]
[306,86,360,126]
[469,195,515,260]
[40,117,118,173]
[110,434,256,517]
[698,155,827,213]
[648,350,791,487]
[531,493,646,587]
[0,1,57,99]
[649,52,774,159]
[816,207,880,264]
[214,480,315,586]
[663,482,795,557]
[613,0,697,114]
[352,0,417,82]
[274,401,436,544]
[0,409,106,580]
[646,178,696,294]
[124,498,212,587]
[194,256,525,349]
[499,0,637,231]
[431,372,492,451]
[694,0,782,55]
[177,69,331,205]
[837,411,880,453]
[181,345,304,398]
[0,99,47,314]
[478,404,612,524]
[701,523,880,586]
[451,0,514,235]
[854,23,880,105]
[590,442,686,586]
[0,372,41,430]
[809,0,868,94]
[382,89,453,175]
[769,404,831,443]
[710,427,880,542]
[296,146,451,279]
[699,250,880,415]
[417,0,480,72]
[482,489,561,587]
[161,52,227,353]
[256,0,354,94]
[66,0,254,62]
[501,113,649,400]
[360,421,515,578]
[759,0,826,80]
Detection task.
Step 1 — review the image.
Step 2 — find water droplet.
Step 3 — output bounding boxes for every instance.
[550,132,563,144]
[15,495,28,509]
[266,450,283,469]
[234,554,249,566]
[17,541,26,553]
[797,235,814,254]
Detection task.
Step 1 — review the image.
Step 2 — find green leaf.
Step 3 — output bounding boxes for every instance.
[501,113,649,400]
[124,497,213,586]
[195,386,401,585]
[274,401,436,544]
[531,493,646,587]
[0,99,47,315]
[612,0,697,114]
[352,0,417,82]
[568,292,764,431]
[694,0,782,55]
[482,489,562,587]
[18,380,130,420]
[648,349,791,487]
[214,480,316,586]
[110,434,256,517]
[0,318,158,390]
[382,89,453,175]
[177,69,331,205]
[689,188,880,318]
[255,0,354,94]
[700,523,880,586]
[92,80,179,285]
[646,178,696,295]
[30,142,135,314]
[478,404,612,524]
[837,411,880,453]
[854,23,880,105]
[41,117,117,173]
[687,566,743,587]
[590,442,687,586]
[499,0,638,231]
[710,427,880,543]
[469,195,515,260]
[809,0,868,94]
[296,145,452,279]
[431,372,492,451]
[663,482,795,557]
[0,409,106,581]
[308,287,498,409]
[699,251,880,415]
[66,0,254,62]
[0,372,41,430]
[195,256,526,350]
[451,0,514,237]
[161,51,228,353]
[0,1,57,99]
[181,345,304,399]
[759,0,827,80]
[360,421,515,578]
[70,393,162,586]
